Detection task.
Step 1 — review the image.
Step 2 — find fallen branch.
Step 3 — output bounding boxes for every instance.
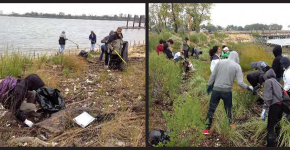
[9,137,53,147]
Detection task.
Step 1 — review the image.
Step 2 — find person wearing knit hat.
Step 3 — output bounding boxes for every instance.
[272,45,283,83]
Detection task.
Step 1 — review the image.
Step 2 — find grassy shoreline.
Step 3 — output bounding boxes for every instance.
[149,31,290,147]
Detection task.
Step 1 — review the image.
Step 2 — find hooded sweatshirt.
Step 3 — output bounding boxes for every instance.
[280,57,290,91]
[251,61,270,73]
[272,45,283,78]
[263,68,283,108]
[208,51,249,92]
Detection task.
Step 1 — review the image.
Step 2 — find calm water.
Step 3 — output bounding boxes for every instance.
[0,16,145,54]
[267,38,290,46]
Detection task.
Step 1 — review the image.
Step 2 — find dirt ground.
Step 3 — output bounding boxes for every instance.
[0,45,145,147]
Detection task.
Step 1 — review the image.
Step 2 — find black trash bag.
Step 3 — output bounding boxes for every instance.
[148,130,170,147]
[35,87,66,115]
[78,50,88,58]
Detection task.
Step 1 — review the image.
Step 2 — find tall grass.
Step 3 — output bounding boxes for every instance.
[149,52,182,105]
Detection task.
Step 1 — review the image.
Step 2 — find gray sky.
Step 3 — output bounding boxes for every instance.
[0,3,145,16]
[210,3,290,30]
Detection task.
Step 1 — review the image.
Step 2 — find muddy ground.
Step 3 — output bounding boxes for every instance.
[0,46,145,147]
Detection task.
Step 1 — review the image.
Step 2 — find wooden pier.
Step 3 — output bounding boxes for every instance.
[120,14,145,29]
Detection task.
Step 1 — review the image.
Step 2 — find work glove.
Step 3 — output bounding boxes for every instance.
[206,86,213,95]
[253,84,261,95]
[24,119,34,127]
[261,108,267,121]
[247,86,253,92]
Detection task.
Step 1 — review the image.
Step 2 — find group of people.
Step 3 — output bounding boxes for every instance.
[204,44,290,147]
[58,27,124,68]
[58,30,97,54]
[156,37,203,61]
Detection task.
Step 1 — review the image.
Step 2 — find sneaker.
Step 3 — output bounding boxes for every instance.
[203,128,210,135]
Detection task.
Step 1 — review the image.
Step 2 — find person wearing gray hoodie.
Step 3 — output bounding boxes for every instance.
[262,68,284,147]
[251,61,270,73]
[203,51,253,135]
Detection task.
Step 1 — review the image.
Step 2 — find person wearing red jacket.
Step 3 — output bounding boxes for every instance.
[156,39,164,55]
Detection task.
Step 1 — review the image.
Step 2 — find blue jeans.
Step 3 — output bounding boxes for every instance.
[91,44,95,52]
[60,45,65,54]
[100,45,105,61]
[205,90,232,129]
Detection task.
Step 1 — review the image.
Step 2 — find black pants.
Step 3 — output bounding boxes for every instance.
[183,50,189,58]
[205,90,232,129]
[267,104,284,147]
[105,51,109,65]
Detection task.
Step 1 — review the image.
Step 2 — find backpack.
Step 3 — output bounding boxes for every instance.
[59,37,65,45]
[0,76,17,101]
[35,87,66,115]
[78,50,88,58]
[273,79,290,114]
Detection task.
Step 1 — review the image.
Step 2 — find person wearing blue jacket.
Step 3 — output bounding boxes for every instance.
[89,31,97,52]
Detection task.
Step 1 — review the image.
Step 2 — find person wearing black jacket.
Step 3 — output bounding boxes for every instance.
[59,31,68,54]
[0,74,45,127]
[163,39,174,59]
[272,45,284,83]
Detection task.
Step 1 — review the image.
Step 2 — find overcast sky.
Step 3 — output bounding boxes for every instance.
[0,3,145,16]
[210,3,290,30]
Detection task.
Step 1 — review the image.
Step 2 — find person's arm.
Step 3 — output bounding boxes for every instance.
[263,80,273,108]
[236,65,250,89]
[210,59,218,73]
[208,61,220,86]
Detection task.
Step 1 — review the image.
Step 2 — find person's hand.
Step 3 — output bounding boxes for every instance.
[206,86,213,95]
[247,86,253,92]
[261,109,267,121]
[24,119,34,127]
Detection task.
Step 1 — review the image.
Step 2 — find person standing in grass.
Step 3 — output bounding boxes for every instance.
[183,37,190,58]
[209,46,222,73]
[59,31,68,54]
[272,45,284,83]
[221,45,231,59]
[261,68,285,147]
[89,31,97,52]
[163,39,174,59]
[156,39,164,55]
[280,57,290,95]
[203,51,253,135]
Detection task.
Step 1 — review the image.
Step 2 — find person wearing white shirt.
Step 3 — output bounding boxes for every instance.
[209,46,222,73]
[280,57,290,93]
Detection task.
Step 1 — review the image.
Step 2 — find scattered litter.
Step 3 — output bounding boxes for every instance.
[86,79,93,83]
[22,142,28,146]
[106,92,109,96]
[73,111,95,128]
[52,142,58,146]
[40,134,47,140]
[65,88,69,92]
[109,105,113,107]
[74,85,76,92]
[6,124,10,127]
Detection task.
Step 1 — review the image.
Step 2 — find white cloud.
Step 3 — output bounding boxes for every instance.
[209,3,290,30]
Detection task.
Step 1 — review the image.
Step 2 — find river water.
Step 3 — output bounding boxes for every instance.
[267,38,290,46]
[0,16,145,54]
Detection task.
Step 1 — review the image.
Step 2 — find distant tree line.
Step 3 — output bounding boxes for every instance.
[199,23,283,32]
[3,11,145,23]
